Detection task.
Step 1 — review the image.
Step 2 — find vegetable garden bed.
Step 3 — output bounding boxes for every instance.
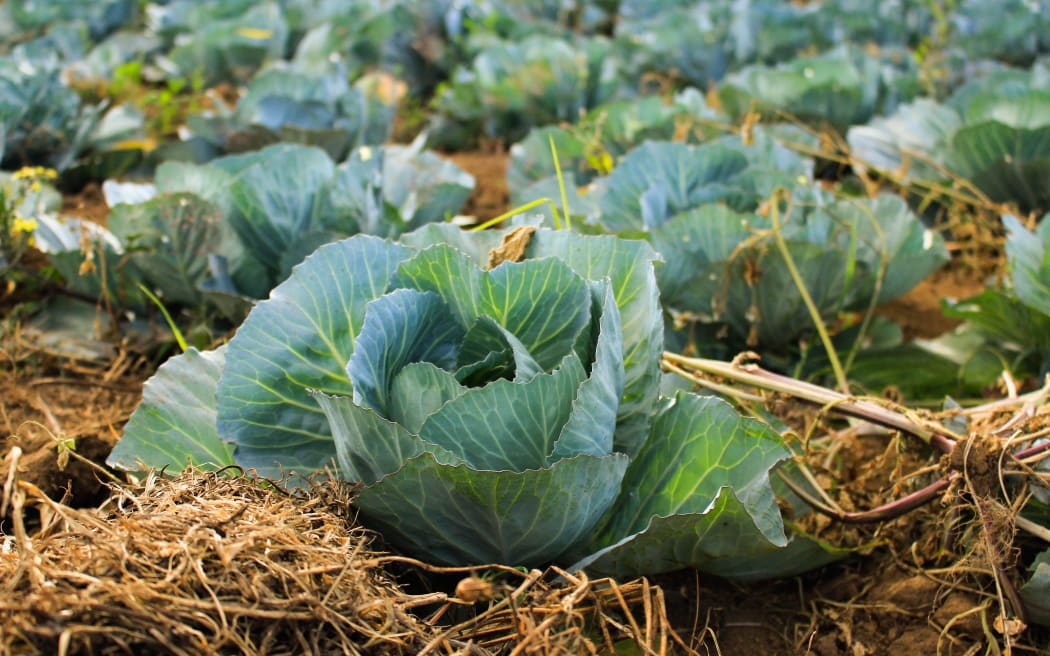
[2,1,1050,654]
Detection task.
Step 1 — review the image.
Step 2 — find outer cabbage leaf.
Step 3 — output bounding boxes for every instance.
[32,214,143,307]
[847,99,961,185]
[849,85,1050,213]
[652,193,946,351]
[188,63,392,161]
[107,193,221,307]
[572,393,837,579]
[148,143,473,298]
[595,132,813,235]
[381,142,475,230]
[0,59,99,171]
[948,0,1046,66]
[1004,214,1050,318]
[596,141,750,233]
[428,34,625,148]
[163,2,288,85]
[507,93,724,197]
[226,143,335,279]
[217,236,412,476]
[355,452,629,566]
[613,5,730,89]
[728,0,832,65]
[106,347,232,472]
[936,214,1050,385]
[7,0,135,38]
[399,222,506,265]
[720,46,918,132]
[947,93,1050,212]
[1021,548,1050,626]
[291,2,447,96]
[832,195,950,307]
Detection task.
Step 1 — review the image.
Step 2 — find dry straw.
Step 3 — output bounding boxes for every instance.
[0,451,686,655]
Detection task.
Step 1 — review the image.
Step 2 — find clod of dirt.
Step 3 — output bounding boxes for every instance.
[869,571,940,613]
[933,591,984,638]
[946,434,1003,498]
[886,626,940,655]
[444,150,509,220]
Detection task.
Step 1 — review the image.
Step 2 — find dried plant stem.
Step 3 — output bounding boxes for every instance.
[662,351,956,453]
[1015,515,1050,544]
[767,187,849,394]
[779,469,954,523]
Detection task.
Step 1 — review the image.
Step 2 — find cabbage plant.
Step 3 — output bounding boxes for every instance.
[572,135,947,364]
[29,142,473,325]
[427,34,625,148]
[720,45,920,132]
[110,224,838,579]
[180,63,392,162]
[848,74,1050,213]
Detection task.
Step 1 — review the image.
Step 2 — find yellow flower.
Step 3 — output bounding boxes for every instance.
[12,216,37,234]
[12,166,57,181]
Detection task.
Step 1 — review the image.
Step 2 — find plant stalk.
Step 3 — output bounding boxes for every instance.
[780,471,953,523]
[663,351,957,453]
[768,188,849,394]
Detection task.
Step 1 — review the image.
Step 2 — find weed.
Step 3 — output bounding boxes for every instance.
[0,167,57,288]
[108,61,206,138]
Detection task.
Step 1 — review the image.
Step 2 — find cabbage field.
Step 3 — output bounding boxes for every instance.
[2,1,1050,654]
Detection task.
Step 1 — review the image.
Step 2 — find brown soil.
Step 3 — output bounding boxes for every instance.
[0,341,145,510]
[877,266,989,340]
[59,181,110,227]
[444,149,510,221]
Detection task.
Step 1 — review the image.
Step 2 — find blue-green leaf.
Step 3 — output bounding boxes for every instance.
[527,231,663,456]
[418,355,588,471]
[391,244,484,329]
[107,193,221,307]
[356,452,629,567]
[226,143,335,277]
[457,315,543,383]
[346,289,463,414]
[107,347,233,472]
[651,204,752,312]
[400,223,505,266]
[1005,214,1050,317]
[388,363,467,434]
[481,258,591,372]
[1021,548,1050,626]
[217,235,411,477]
[552,280,624,460]
[576,393,793,578]
[312,391,430,485]
[597,142,750,233]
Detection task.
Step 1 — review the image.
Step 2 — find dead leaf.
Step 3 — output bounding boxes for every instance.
[487,225,537,269]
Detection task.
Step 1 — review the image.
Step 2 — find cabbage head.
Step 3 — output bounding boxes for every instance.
[110,225,835,577]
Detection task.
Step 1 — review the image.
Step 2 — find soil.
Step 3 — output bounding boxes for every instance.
[0,344,145,509]
[3,150,1048,655]
[876,267,989,340]
[444,148,510,222]
[59,181,110,227]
